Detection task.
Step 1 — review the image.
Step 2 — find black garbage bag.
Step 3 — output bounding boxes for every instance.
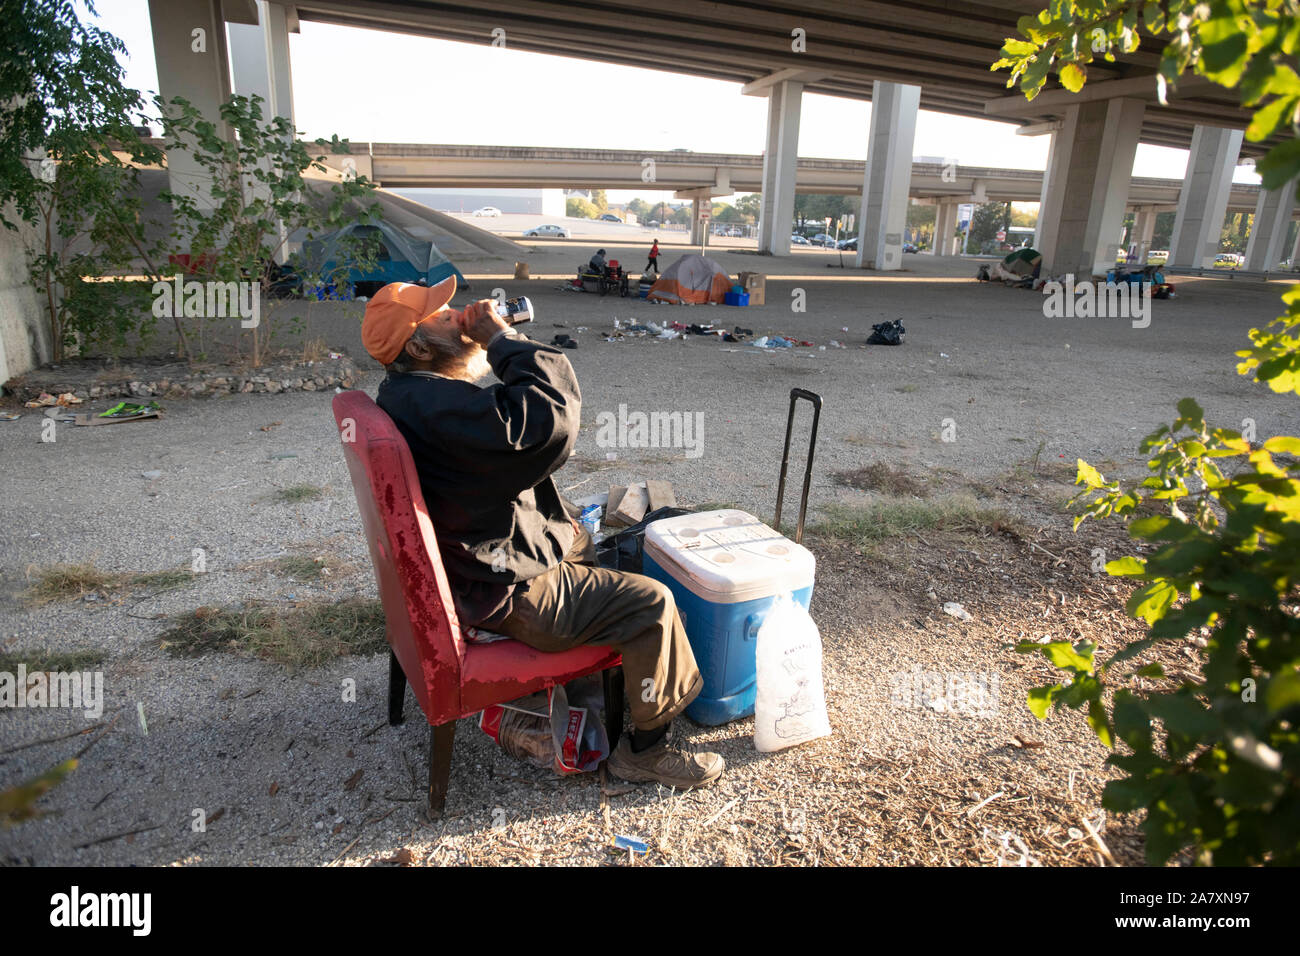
[595,506,691,573]
[867,319,905,346]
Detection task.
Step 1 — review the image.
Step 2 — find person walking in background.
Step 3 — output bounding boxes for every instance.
[645,238,661,275]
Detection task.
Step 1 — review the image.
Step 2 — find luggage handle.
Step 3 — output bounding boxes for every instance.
[773,388,822,545]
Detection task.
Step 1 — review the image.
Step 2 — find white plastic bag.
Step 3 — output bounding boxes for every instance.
[754,594,832,752]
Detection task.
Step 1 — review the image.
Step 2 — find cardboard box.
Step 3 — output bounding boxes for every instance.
[737,271,766,306]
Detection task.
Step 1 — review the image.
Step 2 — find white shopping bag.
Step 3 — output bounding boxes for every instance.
[754,594,832,752]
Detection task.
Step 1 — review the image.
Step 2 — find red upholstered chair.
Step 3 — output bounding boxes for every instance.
[332,391,624,816]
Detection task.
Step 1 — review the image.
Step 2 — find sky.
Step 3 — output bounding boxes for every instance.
[88,0,1262,200]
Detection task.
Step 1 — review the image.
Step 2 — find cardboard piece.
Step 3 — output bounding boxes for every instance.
[74,410,163,426]
[646,479,676,511]
[737,271,766,306]
[612,482,648,526]
[606,485,629,525]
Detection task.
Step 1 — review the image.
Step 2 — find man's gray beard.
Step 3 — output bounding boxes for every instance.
[462,346,491,382]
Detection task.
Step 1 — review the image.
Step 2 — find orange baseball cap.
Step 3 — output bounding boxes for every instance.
[361,276,457,365]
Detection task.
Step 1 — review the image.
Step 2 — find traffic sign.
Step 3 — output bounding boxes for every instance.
[996,229,1007,241]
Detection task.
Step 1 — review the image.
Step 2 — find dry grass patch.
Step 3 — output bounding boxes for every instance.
[158,597,386,670]
[0,648,105,672]
[811,495,1026,551]
[274,484,326,504]
[833,462,932,498]
[22,562,195,605]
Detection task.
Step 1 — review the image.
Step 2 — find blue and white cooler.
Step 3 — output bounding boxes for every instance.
[642,509,815,725]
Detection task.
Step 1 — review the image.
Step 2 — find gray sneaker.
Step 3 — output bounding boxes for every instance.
[606,735,724,789]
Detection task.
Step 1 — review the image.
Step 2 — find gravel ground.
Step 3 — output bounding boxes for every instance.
[1,247,1296,866]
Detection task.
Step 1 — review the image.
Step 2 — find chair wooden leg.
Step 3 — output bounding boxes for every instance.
[602,666,625,744]
[387,649,406,726]
[426,721,456,819]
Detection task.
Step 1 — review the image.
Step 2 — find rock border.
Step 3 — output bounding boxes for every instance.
[4,354,365,403]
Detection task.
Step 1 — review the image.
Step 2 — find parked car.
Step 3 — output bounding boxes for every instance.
[837,237,858,251]
[902,242,918,253]
[599,213,623,222]
[810,233,836,246]
[472,206,502,217]
[1215,252,1243,268]
[790,234,810,245]
[523,224,570,238]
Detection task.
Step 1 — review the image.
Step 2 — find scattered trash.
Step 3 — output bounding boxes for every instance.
[612,834,650,856]
[0,412,21,421]
[74,401,163,426]
[604,452,617,461]
[866,320,905,346]
[1011,734,1045,750]
[551,334,578,349]
[940,352,950,359]
[141,470,162,480]
[24,392,82,408]
[42,407,75,422]
[942,601,973,621]
[579,504,602,537]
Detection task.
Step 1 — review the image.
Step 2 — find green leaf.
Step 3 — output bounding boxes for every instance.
[1026,684,1057,719]
[1246,95,1297,142]
[1059,61,1086,92]
[1128,580,1178,624]
[1106,555,1147,577]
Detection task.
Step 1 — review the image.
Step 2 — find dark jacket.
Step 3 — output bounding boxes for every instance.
[376,334,580,626]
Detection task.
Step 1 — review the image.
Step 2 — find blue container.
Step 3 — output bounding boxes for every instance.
[724,291,750,307]
[643,510,815,725]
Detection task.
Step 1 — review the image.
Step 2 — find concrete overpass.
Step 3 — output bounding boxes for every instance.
[324,143,1272,216]
[142,1,1300,276]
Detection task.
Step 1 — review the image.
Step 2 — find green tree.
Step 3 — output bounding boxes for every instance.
[998,0,1300,866]
[967,201,1009,253]
[626,197,651,222]
[155,94,378,365]
[567,197,598,218]
[590,189,608,212]
[1,0,170,359]
[670,205,692,225]
[736,193,761,222]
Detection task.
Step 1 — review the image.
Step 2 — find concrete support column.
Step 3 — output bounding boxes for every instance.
[1290,224,1300,269]
[933,201,958,256]
[149,0,235,212]
[1032,131,1057,251]
[1132,207,1156,264]
[758,80,803,256]
[689,199,702,245]
[1245,180,1298,272]
[1168,125,1243,268]
[228,1,298,260]
[1036,97,1145,276]
[228,1,296,123]
[856,80,921,270]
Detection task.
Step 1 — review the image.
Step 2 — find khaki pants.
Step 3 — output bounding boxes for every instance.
[489,530,702,730]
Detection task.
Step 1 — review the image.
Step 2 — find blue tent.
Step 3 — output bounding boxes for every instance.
[298,221,463,292]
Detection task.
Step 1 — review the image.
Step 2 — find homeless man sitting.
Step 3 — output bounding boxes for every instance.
[362,277,724,789]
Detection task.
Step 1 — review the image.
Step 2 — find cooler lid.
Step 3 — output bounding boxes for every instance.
[643,509,815,601]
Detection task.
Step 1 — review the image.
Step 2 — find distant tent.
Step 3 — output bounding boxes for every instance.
[647,254,733,305]
[299,221,464,290]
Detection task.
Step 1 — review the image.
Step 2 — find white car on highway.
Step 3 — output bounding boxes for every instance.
[472,206,502,217]
[523,224,570,238]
